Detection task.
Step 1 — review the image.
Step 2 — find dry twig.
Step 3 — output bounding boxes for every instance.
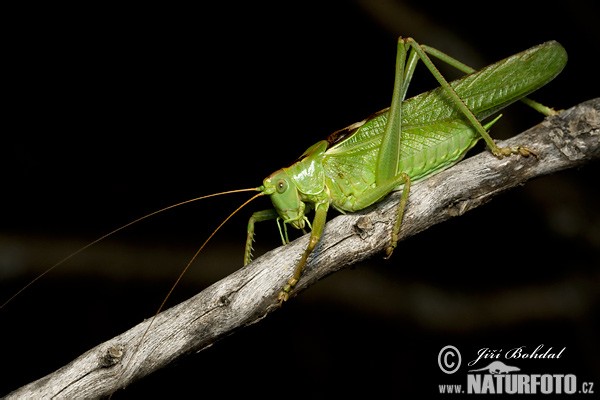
[6,98,599,398]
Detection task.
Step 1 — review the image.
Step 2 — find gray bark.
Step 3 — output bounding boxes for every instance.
[6,98,599,399]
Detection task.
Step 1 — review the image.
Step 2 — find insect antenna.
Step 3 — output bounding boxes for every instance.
[1,188,260,309]
[111,190,264,394]
[143,191,263,316]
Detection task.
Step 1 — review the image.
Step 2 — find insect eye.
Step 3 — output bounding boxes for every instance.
[276,179,288,194]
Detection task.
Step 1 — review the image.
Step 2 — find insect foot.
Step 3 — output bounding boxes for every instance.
[516,146,539,158]
[277,278,298,306]
[277,289,289,305]
[384,243,396,260]
[495,145,539,159]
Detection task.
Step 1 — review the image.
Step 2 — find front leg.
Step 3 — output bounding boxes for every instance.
[244,209,279,266]
[278,202,329,304]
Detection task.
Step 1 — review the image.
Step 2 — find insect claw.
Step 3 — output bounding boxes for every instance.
[277,290,289,306]
[499,148,512,158]
[517,146,539,158]
[277,275,300,306]
[384,246,395,260]
[494,145,538,159]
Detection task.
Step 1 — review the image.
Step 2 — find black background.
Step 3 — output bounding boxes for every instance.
[2,1,599,398]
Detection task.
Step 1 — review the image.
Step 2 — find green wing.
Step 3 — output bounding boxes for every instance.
[323,41,567,210]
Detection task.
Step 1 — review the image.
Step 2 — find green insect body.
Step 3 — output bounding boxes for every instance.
[246,38,567,303]
[0,38,572,400]
[0,38,570,398]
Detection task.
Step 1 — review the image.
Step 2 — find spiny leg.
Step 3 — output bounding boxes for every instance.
[400,45,419,101]
[421,44,559,117]
[348,172,412,260]
[244,209,279,266]
[277,202,329,304]
[385,173,410,259]
[374,39,413,258]
[346,168,413,262]
[404,37,534,158]
[376,38,407,184]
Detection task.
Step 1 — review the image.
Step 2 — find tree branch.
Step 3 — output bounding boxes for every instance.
[6,98,599,398]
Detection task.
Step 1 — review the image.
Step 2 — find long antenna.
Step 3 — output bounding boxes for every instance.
[112,191,264,394]
[145,191,263,321]
[1,188,259,309]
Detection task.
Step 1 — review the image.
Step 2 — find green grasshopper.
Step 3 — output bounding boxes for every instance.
[3,38,567,312]
[3,38,568,396]
[244,37,567,303]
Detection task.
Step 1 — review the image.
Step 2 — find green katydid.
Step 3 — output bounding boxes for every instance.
[3,37,568,396]
[245,37,567,303]
[3,38,566,310]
